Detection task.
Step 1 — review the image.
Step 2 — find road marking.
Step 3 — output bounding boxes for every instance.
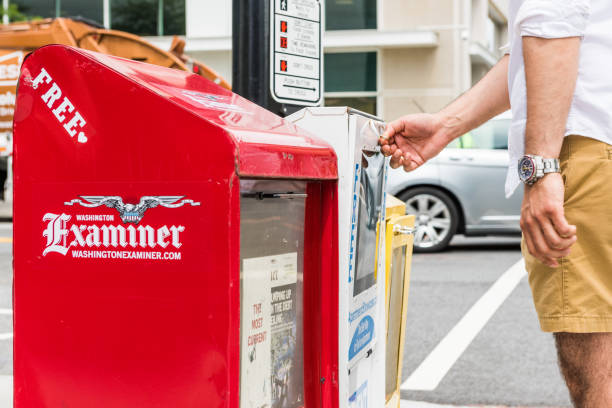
[0,237,10,243]
[401,259,526,391]
[0,333,12,340]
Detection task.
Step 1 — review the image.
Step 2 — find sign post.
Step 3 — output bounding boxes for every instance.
[270,0,323,107]
[233,0,323,116]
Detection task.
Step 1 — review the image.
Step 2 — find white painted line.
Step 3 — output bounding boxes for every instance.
[0,309,12,315]
[0,333,12,340]
[401,259,526,391]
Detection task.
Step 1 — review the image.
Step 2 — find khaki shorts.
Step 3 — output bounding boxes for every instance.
[523,135,612,333]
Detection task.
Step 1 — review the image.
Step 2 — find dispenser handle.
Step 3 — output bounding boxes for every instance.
[393,224,416,235]
[362,145,381,154]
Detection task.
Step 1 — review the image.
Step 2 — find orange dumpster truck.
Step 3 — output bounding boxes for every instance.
[0,17,230,212]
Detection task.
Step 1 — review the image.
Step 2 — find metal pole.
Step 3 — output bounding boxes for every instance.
[232,0,284,115]
[103,0,110,29]
[55,0,61,18]
[157,0,164,36]
[2,0,8,24]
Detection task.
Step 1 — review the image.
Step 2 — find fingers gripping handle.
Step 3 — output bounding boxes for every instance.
[362,120,387,153]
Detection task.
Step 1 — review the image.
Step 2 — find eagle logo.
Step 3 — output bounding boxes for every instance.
[64,196,200,224]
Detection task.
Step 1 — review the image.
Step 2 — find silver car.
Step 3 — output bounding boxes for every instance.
[386,112,522,252]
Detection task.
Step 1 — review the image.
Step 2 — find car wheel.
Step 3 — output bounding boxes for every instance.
[398,187,459,253]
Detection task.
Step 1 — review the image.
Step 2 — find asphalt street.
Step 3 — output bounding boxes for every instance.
[0,225,573,407]
[401,236,572,407]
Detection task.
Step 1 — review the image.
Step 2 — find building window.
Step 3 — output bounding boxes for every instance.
[326,0,377,31]
[62,0,103,24]
[111,0,185,36]
[10,0,55,20]
[111,0,156,35]
[10,0,103,24]
[161,0,185,35]
[324,52,378,115]
[6,1,184,35]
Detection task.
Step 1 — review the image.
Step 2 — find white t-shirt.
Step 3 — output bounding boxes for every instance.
[504,0,611,197]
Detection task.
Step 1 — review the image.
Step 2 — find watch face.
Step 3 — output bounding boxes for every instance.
[518,156,536,182]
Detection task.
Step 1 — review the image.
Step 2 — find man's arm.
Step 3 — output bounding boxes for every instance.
[520,37,580,267]
[524,37,580,157]
[381,55,510,171]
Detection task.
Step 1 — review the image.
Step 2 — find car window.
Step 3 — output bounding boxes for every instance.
[454,119,510,150]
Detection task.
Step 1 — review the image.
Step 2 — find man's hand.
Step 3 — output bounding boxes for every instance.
[380,113,455,171]
[520,173,577,267]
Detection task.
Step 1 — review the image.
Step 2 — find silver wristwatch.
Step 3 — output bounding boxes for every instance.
[518,155,560,185]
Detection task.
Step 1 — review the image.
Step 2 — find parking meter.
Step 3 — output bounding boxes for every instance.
[13,45,339,408]
[287,107,389,408]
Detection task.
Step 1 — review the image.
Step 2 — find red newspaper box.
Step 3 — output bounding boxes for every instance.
[13,45,339,408]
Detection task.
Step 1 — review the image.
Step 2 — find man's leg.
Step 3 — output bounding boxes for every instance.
[554,332,612,408]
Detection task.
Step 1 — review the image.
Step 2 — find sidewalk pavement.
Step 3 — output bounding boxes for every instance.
[0,375,11,406]
[402,402,471,408]
[402,402,488,408]
[0,378,562,408]
[401,401,564,408]
[0,200,10,220]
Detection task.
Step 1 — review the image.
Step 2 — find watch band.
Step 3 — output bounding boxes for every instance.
[542,157,560,174]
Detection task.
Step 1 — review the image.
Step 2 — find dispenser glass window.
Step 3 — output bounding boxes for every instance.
[353,151,385,297]
[386,245,407,398]
[240,181,306,408]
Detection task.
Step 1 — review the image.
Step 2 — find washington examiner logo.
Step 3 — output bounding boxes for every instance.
[64,196,200,224]
[42,195,200,258]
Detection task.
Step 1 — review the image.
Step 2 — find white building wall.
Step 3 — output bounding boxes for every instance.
[189,50,233,86]
[183,0,232,84]
[186,0,232,38]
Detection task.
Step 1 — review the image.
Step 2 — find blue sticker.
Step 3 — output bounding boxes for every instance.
[348,380,368,408]
[349,315,374,360]
[348,163,360,283]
